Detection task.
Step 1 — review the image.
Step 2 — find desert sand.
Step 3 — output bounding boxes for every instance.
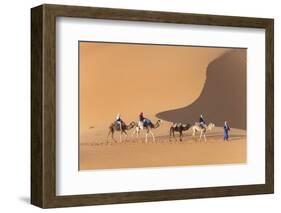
[79,42,247,170]
[79,42,230,132]
[80,124,246,170]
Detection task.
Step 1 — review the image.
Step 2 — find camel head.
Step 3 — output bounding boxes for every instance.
[157,119,163,125]
[207,123,215,130]
[128,121,137,129]
[157,119,163,124]
[154,120,162,128]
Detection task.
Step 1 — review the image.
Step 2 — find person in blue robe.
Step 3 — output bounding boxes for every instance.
[223,121,231,141]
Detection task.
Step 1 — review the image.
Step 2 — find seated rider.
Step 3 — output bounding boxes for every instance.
[115,113,124,130]
[139,112,151,127]
[199,114,206,128]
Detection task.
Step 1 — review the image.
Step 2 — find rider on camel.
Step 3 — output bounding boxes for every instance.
[199,114,206,128]
[115,113,124,130]
[139,112,151,127]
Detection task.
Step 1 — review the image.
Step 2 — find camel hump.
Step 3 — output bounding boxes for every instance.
[172,122,182,127]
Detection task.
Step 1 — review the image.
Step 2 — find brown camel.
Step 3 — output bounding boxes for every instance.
[169,123,191,142]
[107,121,136,143]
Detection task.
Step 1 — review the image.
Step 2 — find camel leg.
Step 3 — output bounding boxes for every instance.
[133,127,140,142]
[132,129,139,143]
[131,130,135,142]
[136,130,139,141]
[169,129,176,142]
[204,134,206,142]
[192,130,196,141]
[119,131,122,143]
[145,128,152,143]
[173,131,177,142]
[111,132,117,143]
[136,128,140,142]
[145,133,148,143]
[138,129,141,142]
[123,131,128,142]
[107,131,111,145]
[150,130,155,142]
[179,131,183,142]
[199,131,202,141]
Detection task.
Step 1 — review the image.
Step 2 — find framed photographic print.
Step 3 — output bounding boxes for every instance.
[31,4,274,208]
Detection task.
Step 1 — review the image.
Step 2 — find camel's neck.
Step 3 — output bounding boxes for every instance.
[154,121,161,128]
[127,122,136,130]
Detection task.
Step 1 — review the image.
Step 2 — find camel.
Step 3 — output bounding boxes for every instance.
[191,122,215,142]
[169,123,191,142]
[133,120,162,143]
[107,121,136,143]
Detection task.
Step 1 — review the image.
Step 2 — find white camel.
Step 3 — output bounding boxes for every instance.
[191,122,215,142]
[132,120,162,143]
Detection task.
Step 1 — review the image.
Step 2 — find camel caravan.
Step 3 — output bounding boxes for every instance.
[106,112,216,144]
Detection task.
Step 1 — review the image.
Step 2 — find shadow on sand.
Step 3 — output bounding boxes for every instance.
[156,49,247,130]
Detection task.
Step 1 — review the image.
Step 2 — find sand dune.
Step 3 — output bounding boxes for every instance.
[156,49,247,130]
[79,43,247,170]
[79,42,228,132]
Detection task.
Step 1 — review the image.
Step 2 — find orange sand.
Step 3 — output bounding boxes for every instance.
[80,127,246,170]
[79,42,229,132]
[79,42,247,170]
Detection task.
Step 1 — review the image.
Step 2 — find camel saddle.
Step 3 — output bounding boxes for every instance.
[114,121,126,130]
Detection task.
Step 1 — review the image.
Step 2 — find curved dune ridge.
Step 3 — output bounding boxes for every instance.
[156,49,247,130]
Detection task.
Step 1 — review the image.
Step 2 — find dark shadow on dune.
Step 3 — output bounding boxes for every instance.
[156,49,247,130]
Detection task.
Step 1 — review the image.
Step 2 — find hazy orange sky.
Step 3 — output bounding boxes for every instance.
[79,42,229,133]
